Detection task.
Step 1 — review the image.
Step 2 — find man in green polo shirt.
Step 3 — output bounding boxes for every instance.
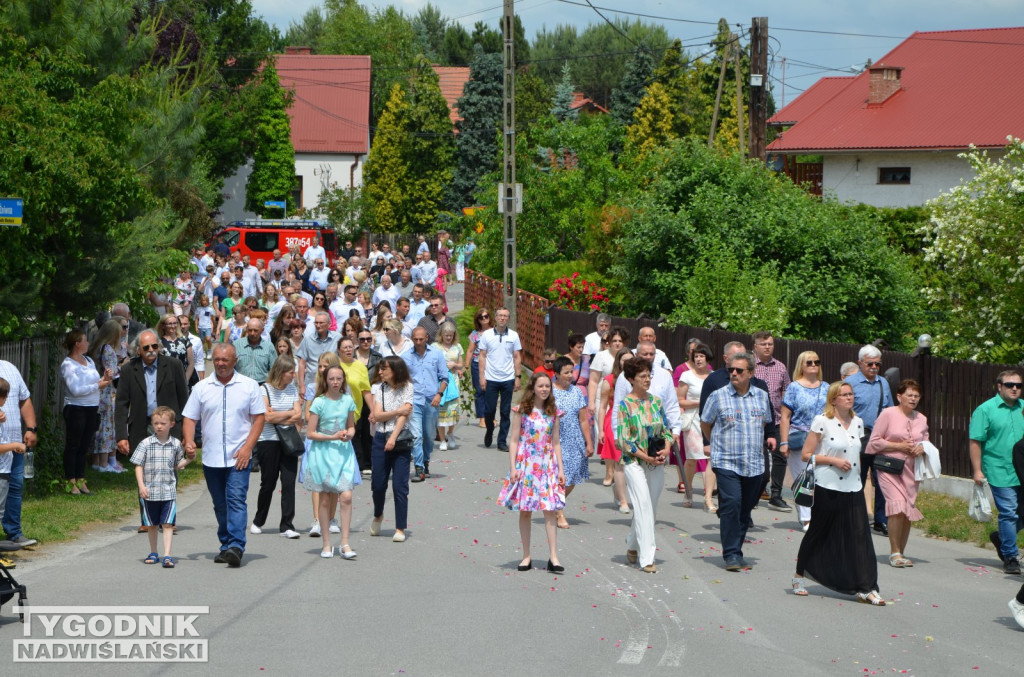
[969,370,1024,574]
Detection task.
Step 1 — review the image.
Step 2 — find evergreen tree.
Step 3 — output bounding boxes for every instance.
[363,84,411,231]
[283,6,325,51]
[549,63,578,122]
[515,65,553,133]
[412,3,447,62]
[443,23,474,66]
[610,46,655,125]
[405,56,457,230]
[625,82,675,158]
[447,48,503,210]
[245,62,297,216]
[471,21,502,53]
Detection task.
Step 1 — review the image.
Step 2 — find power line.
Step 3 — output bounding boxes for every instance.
[581,0,638,47]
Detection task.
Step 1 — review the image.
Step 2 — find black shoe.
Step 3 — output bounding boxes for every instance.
[250,460,261,473]
[768,496,792,512]
[725,557,742,572]
[546,560,565,574]
[213,550,228,564]
[517,559,532,572]
[411,466,425,482]
[497,444,509,452]
[424,463,430,478]
[484,431,493,448]
[222,547,243,567]
[1006,558,1021,575]
[872,522,889,536]
[991,531,1005,563]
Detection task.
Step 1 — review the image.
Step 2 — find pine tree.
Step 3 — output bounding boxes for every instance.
[610,46,655,125]
[447,47,503,210]
[245,62,296,216]
[549,63,578,122]
[625,82,675,158]
[363,83,411,231]
[405,56,456,231]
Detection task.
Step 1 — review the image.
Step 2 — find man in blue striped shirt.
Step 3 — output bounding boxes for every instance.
[701,352,776,572]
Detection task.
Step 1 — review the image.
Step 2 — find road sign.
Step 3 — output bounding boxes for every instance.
[0,197,24,226]
[264,201,286,209]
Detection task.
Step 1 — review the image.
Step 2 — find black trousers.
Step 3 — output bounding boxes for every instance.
[63,405,98,479]
[355,405,372,471]
[253,440,298,532]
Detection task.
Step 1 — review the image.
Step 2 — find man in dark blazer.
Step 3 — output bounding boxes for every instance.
[115,329,189,455]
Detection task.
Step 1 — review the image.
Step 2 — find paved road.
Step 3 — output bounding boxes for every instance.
[3,284,1023,674]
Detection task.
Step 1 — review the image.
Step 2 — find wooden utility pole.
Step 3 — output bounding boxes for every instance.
[708,34,732,148]
[748,17,769,161]
[734,37,745,158]
[501,0,518,328]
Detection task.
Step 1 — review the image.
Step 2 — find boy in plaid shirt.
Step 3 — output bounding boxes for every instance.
[131,406,190,568]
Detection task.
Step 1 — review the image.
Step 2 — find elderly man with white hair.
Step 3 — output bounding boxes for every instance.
[844,344,893,536]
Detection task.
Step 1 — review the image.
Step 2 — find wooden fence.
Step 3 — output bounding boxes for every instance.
[464,270,551,370]
[546,306,1018,479]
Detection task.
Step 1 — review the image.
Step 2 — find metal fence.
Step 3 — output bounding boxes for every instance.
[546,306,1018,480]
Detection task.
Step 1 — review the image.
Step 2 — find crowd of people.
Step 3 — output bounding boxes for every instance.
[4,238,1024,627]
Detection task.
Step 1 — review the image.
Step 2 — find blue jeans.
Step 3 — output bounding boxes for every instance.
[371,431,411,530]
[990,484,1024,559]
[203,465,251,552]
[411,399,439,468]
[470,359,486,418]
[713,467,763,561]
[2,451,24,539]
[484,379,515,447]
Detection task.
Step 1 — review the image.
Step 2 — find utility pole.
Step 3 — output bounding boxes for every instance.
[501,0,518,329]
[708,34,732,148]
[734,36,745,159]
[748,17,769,162]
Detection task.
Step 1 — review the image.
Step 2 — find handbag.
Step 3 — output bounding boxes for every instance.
[791,455,815,507]
[968,482,993,522]
[874,454,905,474]
[383,383,414,452]
[440,369,460,406]
[263,386,305,457]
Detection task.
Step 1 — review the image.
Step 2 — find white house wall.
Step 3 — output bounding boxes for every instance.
[217,153,364,225]
[822,150,998,207]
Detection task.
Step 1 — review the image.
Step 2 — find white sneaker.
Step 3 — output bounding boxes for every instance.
[92,464,105,472]
[370,518,382,537]
[329,519,341,534]
[1010,599,1024,630]
[281,530,301,539]
[439,441,448,451]
[309,520,321,537]
[361,468,372,476]
[250,524,262,534]
[802,522,810,532]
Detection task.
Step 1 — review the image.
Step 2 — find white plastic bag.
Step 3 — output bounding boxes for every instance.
[968,482,993,522]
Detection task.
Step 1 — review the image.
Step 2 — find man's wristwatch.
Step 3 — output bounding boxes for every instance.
[25,427,37,433]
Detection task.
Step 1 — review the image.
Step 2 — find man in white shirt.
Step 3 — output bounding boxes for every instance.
[477,307,522,452]
[330,285,362,325]
[240,256,263,298]
[417,251,438,288]
[308,257,330,293]
[612,341,682,441]
[416,235,429,256]
[345,256,363,283]
[182,344,265,568]
[394,297,415,337]
[633,326,672,373]
[303,235,326,267]
[371,274,402,312]
[582,313,611,359]
[394,269,414,297]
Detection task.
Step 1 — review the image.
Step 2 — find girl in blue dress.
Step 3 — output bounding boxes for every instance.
[305,366,359,560]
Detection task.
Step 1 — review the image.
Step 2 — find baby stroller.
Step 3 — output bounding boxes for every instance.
[0,557,28,622]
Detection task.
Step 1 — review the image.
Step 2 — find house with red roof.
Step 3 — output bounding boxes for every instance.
[220,48,372,223]
[767,27,1024,207]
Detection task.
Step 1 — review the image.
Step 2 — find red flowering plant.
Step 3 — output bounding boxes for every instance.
[548,272,609,312]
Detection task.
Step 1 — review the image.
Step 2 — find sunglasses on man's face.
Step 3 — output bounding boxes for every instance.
[727,367,748,375]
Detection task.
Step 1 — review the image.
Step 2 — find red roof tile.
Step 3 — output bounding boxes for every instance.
[433,66,471,129]
[275,54,371,155]
[569,91,609,114]
[768,27,1024,152]
[768,77,853,126]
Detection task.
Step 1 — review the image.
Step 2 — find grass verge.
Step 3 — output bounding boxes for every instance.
[916,489,1024,549]
[18,455,205,546]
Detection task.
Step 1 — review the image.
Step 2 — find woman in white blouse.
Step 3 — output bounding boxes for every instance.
[791,381,885,606]
[60,329,113,495]
[379,319,412,358]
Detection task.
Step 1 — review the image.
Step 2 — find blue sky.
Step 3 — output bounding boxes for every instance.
[251,0,1020,106]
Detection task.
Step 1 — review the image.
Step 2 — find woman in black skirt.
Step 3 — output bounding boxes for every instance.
[792,381,886,606]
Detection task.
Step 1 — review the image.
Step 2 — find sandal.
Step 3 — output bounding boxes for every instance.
[857,591,887,606]
[162,556,175,568]
[791,577,809,596]
[889,553,911,568]
[144,552,159,564]
[556,519,570,530]
[677,482,687,494]
[602,477,613,487]
[704,502,717,514]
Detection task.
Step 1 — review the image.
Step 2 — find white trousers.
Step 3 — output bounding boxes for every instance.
[624,463,664,567]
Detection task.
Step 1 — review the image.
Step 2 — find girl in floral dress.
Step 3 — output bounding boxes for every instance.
[497,373,566,573]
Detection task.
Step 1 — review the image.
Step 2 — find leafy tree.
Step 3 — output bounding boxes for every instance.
[515,65,552,133]
[471,21,502,54]
[922,139,1024,361]
[624,82,675,159]
[530,24,578,85]
[550,63,578,122]
[283,6,325,52]
[651,38,704,139]
[363,84,411,231]
[610,46,655,125]
[245,62,297,216]
[404,57,457,229]
[447,48,503,210]
[313,186,364,241]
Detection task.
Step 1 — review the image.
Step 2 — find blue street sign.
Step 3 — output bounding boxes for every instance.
[0,198,23,226]
[264,201,287,209]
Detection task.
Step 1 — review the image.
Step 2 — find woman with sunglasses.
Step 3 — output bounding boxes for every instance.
[311,291,336,332]
[465,308,492,428]
[780,351,830,531]
[354,330,383,383]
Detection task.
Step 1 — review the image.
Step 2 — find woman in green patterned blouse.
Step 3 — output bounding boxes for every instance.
[615,357,673,573]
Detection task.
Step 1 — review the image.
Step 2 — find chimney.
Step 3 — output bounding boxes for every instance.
[284,46,312,56]
[867,64,902,105]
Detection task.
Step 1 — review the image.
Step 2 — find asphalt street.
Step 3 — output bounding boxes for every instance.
[2,285,1022,675]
